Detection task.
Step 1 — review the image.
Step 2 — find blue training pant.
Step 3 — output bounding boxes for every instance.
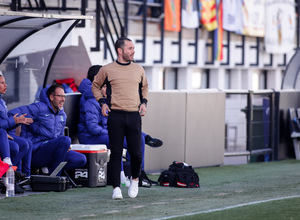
[32,136,86,174]
[0,129,10,160]
[10,135,32,176]
[0,129,32,176]
[125,132,146,170]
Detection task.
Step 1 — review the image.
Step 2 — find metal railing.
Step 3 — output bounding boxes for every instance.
[92,0,125,60]
[9,0,300,65]
[224,90,275,162]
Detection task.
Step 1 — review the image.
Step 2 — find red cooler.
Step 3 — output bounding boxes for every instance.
[70,144,108,187]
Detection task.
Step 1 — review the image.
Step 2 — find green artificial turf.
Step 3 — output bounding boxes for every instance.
[1,160,300,220]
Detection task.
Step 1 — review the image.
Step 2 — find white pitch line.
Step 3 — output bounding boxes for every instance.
[153,195,300,220]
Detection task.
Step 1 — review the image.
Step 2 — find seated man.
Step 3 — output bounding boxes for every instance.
[0,72,33,177]
[8,85,87,175]
[78,65,162,186]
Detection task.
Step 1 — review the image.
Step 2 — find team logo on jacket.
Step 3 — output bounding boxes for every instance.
[60,115,64,121]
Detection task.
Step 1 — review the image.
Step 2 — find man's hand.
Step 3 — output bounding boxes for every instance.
[139,103,147,116]
[101,103,111,117]
[13,113,34,125]
[7,134,13,140]
[23,117,34,125]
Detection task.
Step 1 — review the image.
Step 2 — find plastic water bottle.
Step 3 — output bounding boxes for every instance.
[5,166,15,197]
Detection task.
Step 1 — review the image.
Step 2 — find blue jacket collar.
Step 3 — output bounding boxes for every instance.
[39,86,63,114]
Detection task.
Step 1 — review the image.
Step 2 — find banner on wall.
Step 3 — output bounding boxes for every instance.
[200,0,218,31]
[222,0,243,34]
[182,0,199,29]
[214,0,223,61]
[242,0,265,37]
[164,0,181,32]
[265,0,295,54]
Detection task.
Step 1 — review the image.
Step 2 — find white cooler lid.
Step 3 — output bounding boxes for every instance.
[71,144,107,151]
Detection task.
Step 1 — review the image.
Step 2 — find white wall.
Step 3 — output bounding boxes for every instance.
[142,90,225,171]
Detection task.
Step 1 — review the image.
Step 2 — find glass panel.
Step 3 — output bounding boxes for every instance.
[251,94,271,150]
[0,20,75,109]
[225,94,247,153]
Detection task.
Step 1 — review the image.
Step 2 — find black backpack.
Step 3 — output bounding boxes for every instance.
[158,161,200,188]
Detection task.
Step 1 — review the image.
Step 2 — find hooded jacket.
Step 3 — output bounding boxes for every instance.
[0,95,17,130]
[77,79,108,144]
[8,86,66,149]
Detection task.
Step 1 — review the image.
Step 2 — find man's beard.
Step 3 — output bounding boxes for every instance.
[122,51,133,62]
[53,103,63,111]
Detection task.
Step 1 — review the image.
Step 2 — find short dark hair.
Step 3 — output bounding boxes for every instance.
[114,37,132,53]
[87,65,102,82]
[46,85,64,99]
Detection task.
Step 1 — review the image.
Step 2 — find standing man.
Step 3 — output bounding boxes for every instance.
[92,37,148,199]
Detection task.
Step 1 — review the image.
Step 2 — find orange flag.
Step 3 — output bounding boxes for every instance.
[164,0,181,32]
[214,0,223,60]
[200,0,218,31]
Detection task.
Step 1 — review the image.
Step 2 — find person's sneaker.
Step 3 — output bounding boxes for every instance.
[15,171,27,183]
[148,179,158,186]
[18,176,31,187]
[145,135,163,148]
[139,170,153,187]
[112,187,123,200]
[15,183,25,194]
[41,167,49,174]
[141,178,151,188]
[128,177,139,198]
[121,176,130,187]
[22,184,32,191]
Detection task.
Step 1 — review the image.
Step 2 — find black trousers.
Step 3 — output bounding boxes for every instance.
[108,110,142,188]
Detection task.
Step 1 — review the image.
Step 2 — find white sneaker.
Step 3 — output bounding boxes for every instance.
[121,176,130,187]
[141,178,151,187]
[3,157,12,166]
[128,177,139,198]
[41,167,49,174]
[112,187,123,200]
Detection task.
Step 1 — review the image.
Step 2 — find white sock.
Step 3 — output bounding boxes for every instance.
[3,157,12,166]
[120,171,126,182]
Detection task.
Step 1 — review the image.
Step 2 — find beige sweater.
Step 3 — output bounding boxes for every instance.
[92,61,148,112]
